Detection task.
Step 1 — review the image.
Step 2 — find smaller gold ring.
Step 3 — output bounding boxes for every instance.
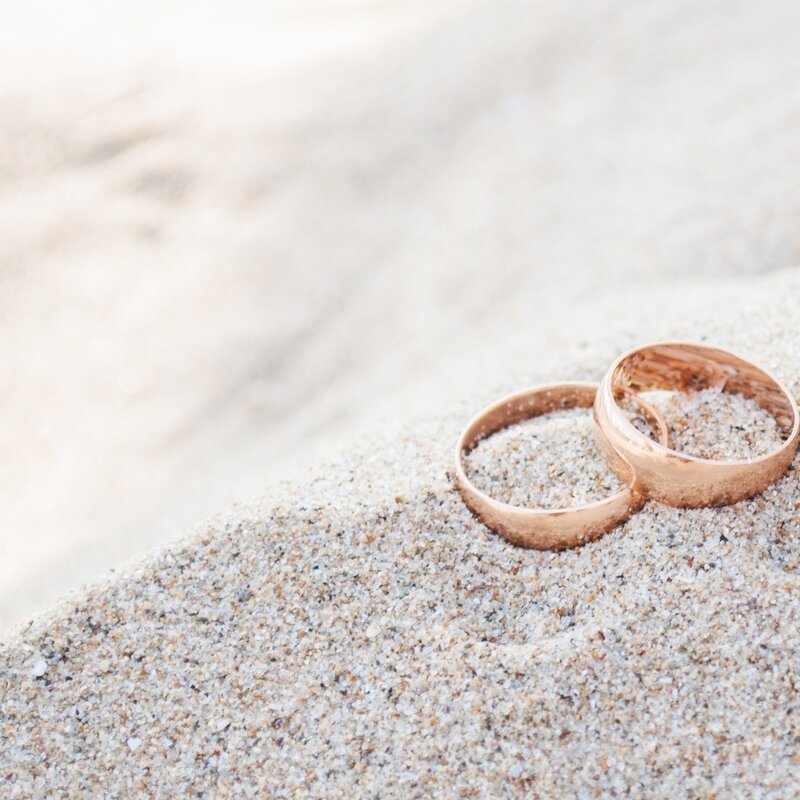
[454,382,670,550]
[593,342,800,508]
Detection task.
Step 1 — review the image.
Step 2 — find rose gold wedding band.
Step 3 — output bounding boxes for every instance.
[454,382,670,550]
[594,342,799,508]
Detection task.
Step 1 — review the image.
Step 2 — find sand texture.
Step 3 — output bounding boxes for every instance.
[3,271,800,798]
[4,0,800,796]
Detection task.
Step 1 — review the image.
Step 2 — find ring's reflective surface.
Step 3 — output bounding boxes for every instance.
[454,382,670,550]
[594,342,799,508]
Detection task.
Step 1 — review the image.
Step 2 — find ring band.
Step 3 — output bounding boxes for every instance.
[593,342,800,508]
[454,382,670,550]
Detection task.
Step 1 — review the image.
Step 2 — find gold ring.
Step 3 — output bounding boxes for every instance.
[454,382,670,550]
[593,342,799,507]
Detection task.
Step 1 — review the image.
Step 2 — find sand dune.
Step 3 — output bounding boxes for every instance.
[3,0,800,793]
[4,0,800,631]
[3,267,800,796]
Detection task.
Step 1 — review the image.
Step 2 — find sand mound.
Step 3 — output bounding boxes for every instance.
[3,269,800,798]
[5,0,800,795]
[5,0,800,633]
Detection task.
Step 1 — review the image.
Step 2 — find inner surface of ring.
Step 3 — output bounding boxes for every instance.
[611,345,796,437]
[461,385,596,453]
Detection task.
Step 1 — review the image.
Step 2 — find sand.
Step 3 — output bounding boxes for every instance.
[3,271,800,797]
[4,0,800,796]
[465,408,628,509]
[5,0,800,632]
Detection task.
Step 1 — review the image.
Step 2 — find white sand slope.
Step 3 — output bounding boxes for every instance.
[2,270,800,797]
[3,0,800,631]
[3,0,800,794]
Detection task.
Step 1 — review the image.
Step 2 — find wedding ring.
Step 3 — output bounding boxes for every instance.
[454,382,670,550]
[593,342,799,507]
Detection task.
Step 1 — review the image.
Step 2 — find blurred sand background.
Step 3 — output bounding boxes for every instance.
[3,0,800,632]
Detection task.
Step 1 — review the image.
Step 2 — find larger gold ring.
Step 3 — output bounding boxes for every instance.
[454,382,670,550]
[593,342,799,507]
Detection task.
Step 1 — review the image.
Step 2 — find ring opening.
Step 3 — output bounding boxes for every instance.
[612,344,796,436]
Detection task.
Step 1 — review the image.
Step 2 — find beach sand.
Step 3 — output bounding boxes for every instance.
[3,0,800,795]
[3,270,800,797]
[3,0,800,632]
